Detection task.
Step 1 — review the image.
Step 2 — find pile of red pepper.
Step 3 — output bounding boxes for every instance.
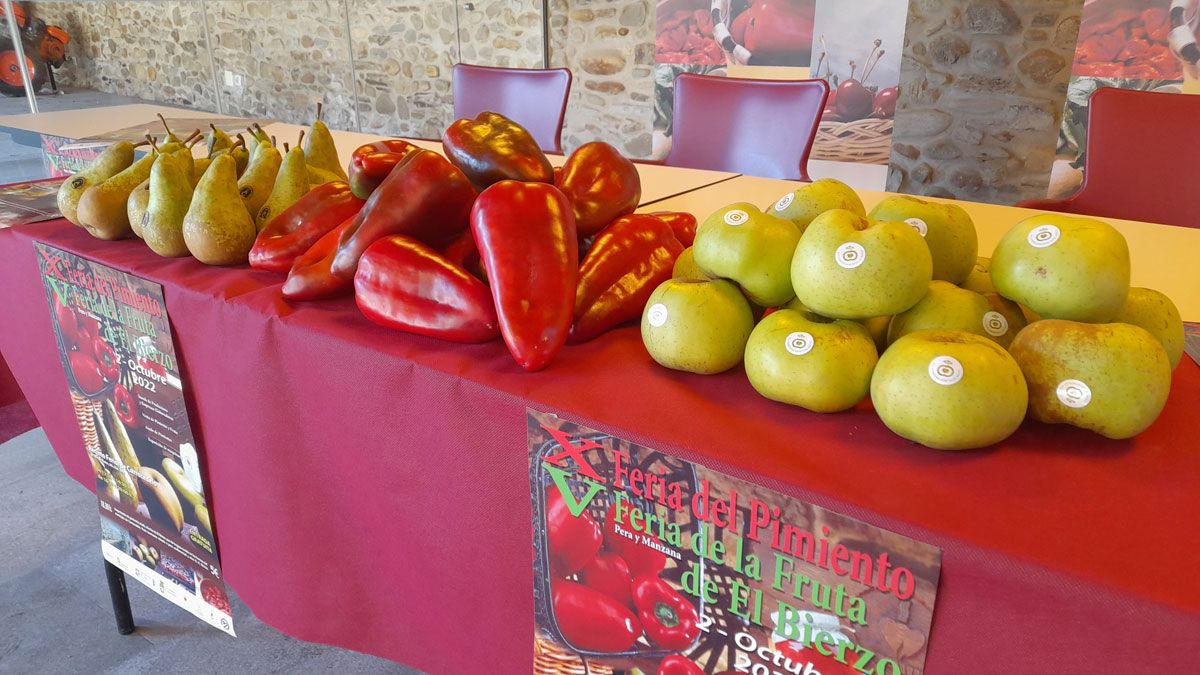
[249,112,694,373]
[1073,7,1181,80]
[545,490,703,674]
[656,8,724,65]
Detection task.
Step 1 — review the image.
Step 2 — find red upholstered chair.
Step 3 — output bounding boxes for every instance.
[664,73,829,181]
[1016,87,1200,228]
[452,63,572,154]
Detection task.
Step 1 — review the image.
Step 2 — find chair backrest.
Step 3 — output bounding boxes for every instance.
[665,73,828,181]
[1074,87,1200,228]
[451,64,572,154]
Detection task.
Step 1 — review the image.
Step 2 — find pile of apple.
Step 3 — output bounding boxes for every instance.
[641,179,1184,450]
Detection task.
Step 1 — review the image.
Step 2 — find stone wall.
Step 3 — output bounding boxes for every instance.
[887,0,1083,204]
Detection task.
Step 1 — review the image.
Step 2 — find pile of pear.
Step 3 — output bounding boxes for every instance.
[642,179,1185,450]
[58,106,347,266]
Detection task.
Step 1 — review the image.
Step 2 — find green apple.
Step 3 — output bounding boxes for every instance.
[693,203,802,306]
[744,308,878,413]
[641,278,755,374]
[1008,320,1171,439]
[862,316,892,354]
[961,256,995,294]
[868,196,978,285]
[888,281,1027,347]
[991,214,1130,322]
[871,330,1029,450]
[1114,288,1184,369]
[766,178,866,231]
[791,209,932,320]
[672,247,711,281]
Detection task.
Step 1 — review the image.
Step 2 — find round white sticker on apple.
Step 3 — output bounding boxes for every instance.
[1056,379,1092,408]
[835,242,866,269]
[647,303,669,327]
[1027,224,1061,248]
[928,356,964,386]
[774,193,795,212]
[905,218,928,237]
[724,209,750,226]
[982,311,1009,337]
[785,331,814,356]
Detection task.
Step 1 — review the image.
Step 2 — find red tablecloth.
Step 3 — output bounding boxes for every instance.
[1,219,1198,674]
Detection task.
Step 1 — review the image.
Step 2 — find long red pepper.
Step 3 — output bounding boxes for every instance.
[249,182,365,273]
[281,216,356,301]
[347,139,419,199]
[442,111,554,189]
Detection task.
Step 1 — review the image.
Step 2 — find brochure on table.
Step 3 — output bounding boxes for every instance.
[0,178,63,229]
[36,244,235,636]
[529,409,941,674]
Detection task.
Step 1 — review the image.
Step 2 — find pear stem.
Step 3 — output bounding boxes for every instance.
[316,101,323,122]
[156,113,173,137]
[181,129,202,145]
[282,142,290,153]
[230,137,246,150]
[132,139,151,149]
[270,135,277,148]
[145,134,159,152]
[297,129,305,149]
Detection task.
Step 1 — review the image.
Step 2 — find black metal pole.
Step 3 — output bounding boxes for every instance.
[103,560,135,635]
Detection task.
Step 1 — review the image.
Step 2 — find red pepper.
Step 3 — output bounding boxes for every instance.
[348,139,419,199]
[69,351,105,394]
[570,214,683,344]
[556,141,642,238]
[579,551,634,608]
[354,236,499,343]
[113,383,139,427]
[282,216,356,301]
[52,291,79,348]
[93,337,120,382]
[76,312,101,355]
[546,488,602,576]
[471,181,578,372]
[332,149,476,280]
[633,576,700,651]
[442,111,554,190]
[250,182,366,273]
[658,655,705,675]
[604,503,667,577]
[439,228,481,279]
[648,211,698,247]
[552,580,642,653]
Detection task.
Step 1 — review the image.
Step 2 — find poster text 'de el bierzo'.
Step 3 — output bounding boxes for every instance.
[36,243,234,635]
[530,410,940,675]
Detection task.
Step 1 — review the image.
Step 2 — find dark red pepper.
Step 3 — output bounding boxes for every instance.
[113,383,139,427]
[332,149,476,279]
[570,214,683,344]
[552,580,642,653]
[354,236,499,343]
[69,351,105,394]
[556,141,641,237]
[250,181,366,273]
[658,655,705,675]
[282,216,356,301]
[648,211,698,247]
[439,228,482,279]
[348,139,419,199]
[546,488,602,576]
[633,576,700,651]
[442,111,554,190]
[93,337,120,382]
[471,181,578,372]
[579,551,634,608]
[605,503,667,577]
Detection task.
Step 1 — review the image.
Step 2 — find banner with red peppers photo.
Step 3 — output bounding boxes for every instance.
[36,244,235,636]
[529,410,941,675]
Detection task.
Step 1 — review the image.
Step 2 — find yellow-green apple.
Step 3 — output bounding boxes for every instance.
[1114,288,1184,369]
[641,278,754,374]
[991,214,1130,322]
[766,178,866,231]
[868,195,978,285]
[862,316,892,353]
[672,247,711,281]
[744,308,878,412]
[888,281,1027,347]
[870,330,1029,450]
[791,209,932,319]
[693,203,802,306]
[962,256,995,294]
[1009,320,1172,439]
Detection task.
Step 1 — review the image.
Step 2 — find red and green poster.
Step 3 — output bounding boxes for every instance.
[530,409,941,675]
[36,244,234,636]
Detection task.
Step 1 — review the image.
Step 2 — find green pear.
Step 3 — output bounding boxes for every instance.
[183,155,256,265]
[207,123,232,157]
[236,143,281,221]
[156,113,182,146]
[672,247,711,281]
[745,308,878,413]
[168,143,196,178]
[191,157,212,187]
[693,203,802,306]
[868,195,978,285]
[255,145,310,231]
[76,153,156,240]
[58,141,136,225]
[871,330,1029,450]
[1113,288,1185,369]
[766,178,865,231]
[791,209,932,320]
[991,214,1130,323]
[142,152,194,258]
[1008,320,1171,439]
[304,103,347,180]
[127,177,151,238]
[641,278,754,374]
[961,256,995,294]
[307,165,343,188]
[231,139,250,176]
[888,281,1027,348]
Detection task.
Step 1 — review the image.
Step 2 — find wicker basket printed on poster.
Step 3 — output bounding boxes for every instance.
[71,389,101,451]
[811,117,893,165]
[534,638,615,675]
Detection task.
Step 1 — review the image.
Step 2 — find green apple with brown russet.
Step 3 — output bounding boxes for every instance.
[791,208,932,320]
[962,256,995,294]
[871,330,1029,450]
[1008,320,1171,439]
[1114,287,1184,369]
[641,278,754,374]
[868,196,978,285]
[767,178,866,231]
[693,203,802,307]
[672,247,711,281]
[744,308,878,413]
[888,281,1027,347]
